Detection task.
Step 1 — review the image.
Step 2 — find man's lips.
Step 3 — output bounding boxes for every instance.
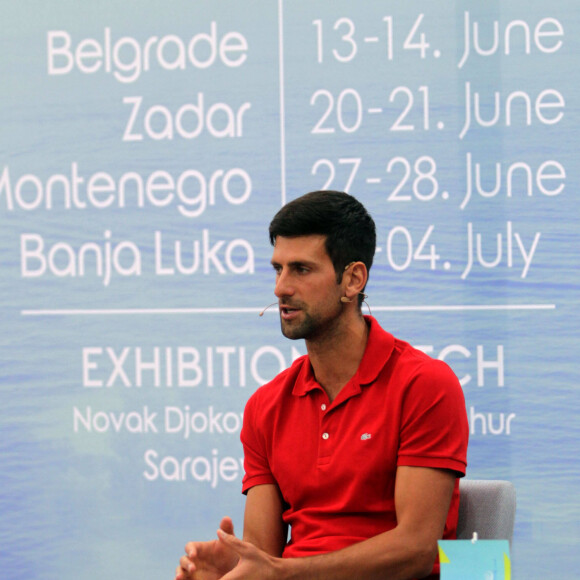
[280,304,301,319]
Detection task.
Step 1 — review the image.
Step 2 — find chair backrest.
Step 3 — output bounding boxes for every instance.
[456,479,516,545]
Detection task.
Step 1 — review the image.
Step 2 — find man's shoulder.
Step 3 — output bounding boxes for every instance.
[246,354,309,407]
[392,336,437,365]
[357,316,454,387]
[385,333,461,390]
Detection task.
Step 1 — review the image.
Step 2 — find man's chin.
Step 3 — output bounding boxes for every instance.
[280,324,304,340]
[280,319,308,340]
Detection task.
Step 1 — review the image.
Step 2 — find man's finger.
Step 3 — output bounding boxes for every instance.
[174,563,190,580]
[217,528,246,551]
[178,555,195,573]
[184,542,197,558]
[219,516,235,535]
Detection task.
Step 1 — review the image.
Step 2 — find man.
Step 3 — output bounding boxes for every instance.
[175,191,468,580]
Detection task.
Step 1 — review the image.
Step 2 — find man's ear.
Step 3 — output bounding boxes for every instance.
[343,261,368,300]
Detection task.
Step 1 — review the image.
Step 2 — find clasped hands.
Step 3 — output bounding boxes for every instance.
[174,517,282,580]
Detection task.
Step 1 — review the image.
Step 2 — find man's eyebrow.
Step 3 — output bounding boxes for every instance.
[270,260,317,268]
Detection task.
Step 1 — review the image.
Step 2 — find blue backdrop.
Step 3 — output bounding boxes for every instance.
[1,1,579,578]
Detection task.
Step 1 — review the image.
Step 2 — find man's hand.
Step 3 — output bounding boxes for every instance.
[214,529,282,580]
[174,517,240,580]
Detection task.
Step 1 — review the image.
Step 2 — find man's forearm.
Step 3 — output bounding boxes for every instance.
[277,527,436,580]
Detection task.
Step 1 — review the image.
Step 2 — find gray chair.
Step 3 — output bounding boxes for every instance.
[456,479,516,545]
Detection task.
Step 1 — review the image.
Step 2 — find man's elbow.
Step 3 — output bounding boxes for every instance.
[410,543,439,579]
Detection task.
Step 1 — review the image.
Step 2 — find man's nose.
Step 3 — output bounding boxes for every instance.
[274,270,294,298]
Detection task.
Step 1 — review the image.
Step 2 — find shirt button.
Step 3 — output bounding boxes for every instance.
[322,432,329,440]
[321,404,327,411]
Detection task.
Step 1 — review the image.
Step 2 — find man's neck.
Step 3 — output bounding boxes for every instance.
[305,313,369,403]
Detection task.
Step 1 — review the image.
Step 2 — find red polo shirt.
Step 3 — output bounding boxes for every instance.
[241,316,468,565]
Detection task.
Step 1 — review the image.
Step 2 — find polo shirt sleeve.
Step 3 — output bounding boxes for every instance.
[397,358,468,477]
[240,390,277,494]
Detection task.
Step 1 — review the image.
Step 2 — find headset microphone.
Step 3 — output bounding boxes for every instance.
[259,302,279,317]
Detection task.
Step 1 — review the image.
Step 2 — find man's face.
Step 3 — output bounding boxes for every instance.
[270,235,343,341]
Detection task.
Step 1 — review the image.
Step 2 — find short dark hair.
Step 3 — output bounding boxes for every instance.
[269,191,376,303]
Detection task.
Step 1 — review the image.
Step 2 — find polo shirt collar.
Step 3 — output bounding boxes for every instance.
[292,316,395,397]
[357,315,395,385]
